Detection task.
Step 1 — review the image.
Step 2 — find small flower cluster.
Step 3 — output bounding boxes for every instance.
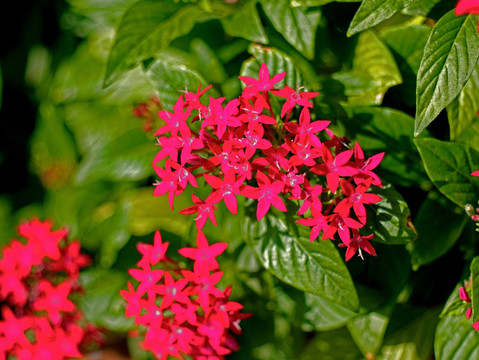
[152,63,384,261]
[459,282,479,331]
[121,230,251,360]
[456,0,479,31]
[133,96,162,132]
[0,218,99,360]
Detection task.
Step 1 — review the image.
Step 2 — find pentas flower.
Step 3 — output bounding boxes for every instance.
[456,0,479,31]
[152,63,385,261]
[122,230,251,360]
[458,282,479,331]
[0,218,100,360]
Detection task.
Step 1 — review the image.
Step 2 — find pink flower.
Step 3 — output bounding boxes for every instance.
[456,0,479,31]
[238,62,286,98]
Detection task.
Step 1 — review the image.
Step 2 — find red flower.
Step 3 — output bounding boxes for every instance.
[339,229,376,261]
[238,62,286,98]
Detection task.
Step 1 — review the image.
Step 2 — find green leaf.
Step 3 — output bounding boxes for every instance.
[471,256,479,324]
[342,105,428,187]
[415,138,479,208]
[241,43,303,89]
[381,25,431,107]
[333,31,402,105]
[303,293,357,331]
[381,25,431,76]
[299,327,363,360]
[75,128,153,183]
[221,0,268,43]
[79,267,133,331]
[104,0,211,86]
[146,55,214,110]
[30,103,77,186]
[402,0,443,17]
[362,183,417,245]
[347,0,415,37]
[378,308,440,360]
[50,41,155,105]
[409,191,468,270]
[347,304,393,357]
[447,65,479,141]
[291,0,359,6]
[190,38,228,84]
[244,208,360,312]
[435,286,479,360]
[415,11,479,136]
[259,0,321,60]
[125,187,192,237]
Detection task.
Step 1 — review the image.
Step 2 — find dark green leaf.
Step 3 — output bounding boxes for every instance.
[299,327,363,360]
[241,43,303,89]
[415,11,479,136]
[471,256,479,324]
[303,293,357,331]
[104,0,211,86]
[333,31,402,105]
[378,308,440,360]
[347,0,415,37]
[79,267,133,331]
[259,0,321,59]
[403,0,442,17]
[146,55,214,110]
[221,0,268,43]
[447,65,479,142]
[244,209,360,311]
[190,38,228,84]
[435,286,479,360]
[362,183,417,245]
[409,191,468,270]
[415,138,479,207]
[342,105,428,187]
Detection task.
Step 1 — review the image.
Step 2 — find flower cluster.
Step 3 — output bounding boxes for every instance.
[459,282,479,331]
[152,63,384,261]
[0,218,99,360]
[133,96,162,132]
[456,0,479,31]
[121,230,251,360]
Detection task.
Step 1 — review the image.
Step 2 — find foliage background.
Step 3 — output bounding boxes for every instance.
[1,0,479,359]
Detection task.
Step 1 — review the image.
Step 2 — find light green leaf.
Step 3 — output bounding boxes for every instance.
[409,191,468,270]
[221,0,268,43]
[347,304,393,357]
[244,208,360,312]
[381,25,430,75]
[362,183,417,245]
[447,65,479,141]
[241,43,303,89]
[415,10,479,136]
[333,31,402,105]
[471,257,479,324]
[259,0,321,59]
[300,327,363,360]
[190,38,228,84]
[378,308,440,360]
[291,0,359,6]
[342,105,428,187]
[104,0,211,86]
[347,0,415,37]
[435,286,479,360]
[146,55,214,110]
[79,267,133,331]
[415,137,479,207]
[303,293,357,331]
